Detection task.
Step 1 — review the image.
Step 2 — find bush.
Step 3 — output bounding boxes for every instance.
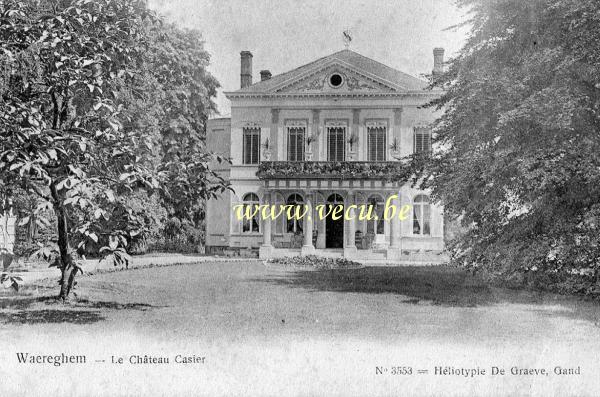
[146,222,204,254]
[267,255,362,270]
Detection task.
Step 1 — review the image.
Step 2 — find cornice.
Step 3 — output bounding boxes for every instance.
[224,90,443,100]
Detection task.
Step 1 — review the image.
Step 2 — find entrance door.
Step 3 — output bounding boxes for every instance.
[325,194,344,249]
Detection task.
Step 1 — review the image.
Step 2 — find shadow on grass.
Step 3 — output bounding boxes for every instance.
[0,309,105,324]
[254,266,494,307]
[0,295,57,310]
[253,265,585,308]
[0,295,158,325]
[73,298,155,311]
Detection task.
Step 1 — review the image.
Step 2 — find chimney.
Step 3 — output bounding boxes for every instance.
[260,70,272,81]
[433,47,445,75]
[240,51,253,88]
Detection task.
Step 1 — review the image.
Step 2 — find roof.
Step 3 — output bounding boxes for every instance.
[228,49,429,95]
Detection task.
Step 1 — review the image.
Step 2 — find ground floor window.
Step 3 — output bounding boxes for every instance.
[413,194,431,235]
[286,193,304,234]
[242,193,260,233]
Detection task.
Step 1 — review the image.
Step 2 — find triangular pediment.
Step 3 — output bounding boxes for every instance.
[272,60,399,94]
[225,50,429,97]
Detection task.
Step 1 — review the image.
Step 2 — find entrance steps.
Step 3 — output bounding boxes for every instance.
[266,248,449,266]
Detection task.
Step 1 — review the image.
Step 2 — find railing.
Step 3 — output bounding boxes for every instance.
[256,161,415,180]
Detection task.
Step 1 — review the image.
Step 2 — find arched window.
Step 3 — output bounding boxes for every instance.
[326,194,345,218]
[327,194,344,205]
[413,195,431,235]
[366,195,384,235]
[242,193,260,233]
[286,194,304,234]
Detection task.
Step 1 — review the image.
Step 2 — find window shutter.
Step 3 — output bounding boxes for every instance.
[328,129,333,161]
[424,131,431,152]
[379,129,386,160]
[288,128,295,161]
[242,128,260,164]
[243,130,250,164]
[368,130,374,161]
[243,127,260,164]
[338,128,345,161]
[253,129,260,163]
[287,127,306,161]
[328,127,345,161]
[368,127,386,161]
[414,128,431,154]
[298,128,305,160]
[415,132,423,153]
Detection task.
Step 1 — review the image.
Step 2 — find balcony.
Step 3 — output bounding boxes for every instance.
[256,161,414,181]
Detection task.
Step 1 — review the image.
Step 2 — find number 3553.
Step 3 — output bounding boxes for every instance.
[391,367,412,375]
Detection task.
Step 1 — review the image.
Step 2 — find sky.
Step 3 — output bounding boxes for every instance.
[148,0,470,117]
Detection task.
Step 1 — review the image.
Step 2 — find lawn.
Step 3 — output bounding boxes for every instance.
[1,261,599,396]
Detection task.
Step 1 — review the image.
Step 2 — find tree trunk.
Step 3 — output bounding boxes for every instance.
[50,182,76,300]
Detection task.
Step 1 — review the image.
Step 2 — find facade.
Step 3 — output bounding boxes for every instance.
[206,48,446,261]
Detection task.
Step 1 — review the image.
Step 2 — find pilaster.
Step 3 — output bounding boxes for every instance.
[312,109,320,161]
[271,108,280,160]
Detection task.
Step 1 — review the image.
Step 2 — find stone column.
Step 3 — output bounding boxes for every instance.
[301,192,316,255]
[316,194,326,249]
[399,185,411,238]
[344,191,358,258]
[259,191,273,259]
[312,109,320,161]
[271,109,280,160]
[387,190,402,260]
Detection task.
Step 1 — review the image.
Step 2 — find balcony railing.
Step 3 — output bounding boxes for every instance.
[256,161,415,181]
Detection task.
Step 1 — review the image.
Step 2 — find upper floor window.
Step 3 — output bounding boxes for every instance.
[413,194,431,236]
[243,127,260,164]
[414,126,432,154]
[327,124,346,161]
[287,123,306,162]
[367,124,387,161]
[242,193,260,233]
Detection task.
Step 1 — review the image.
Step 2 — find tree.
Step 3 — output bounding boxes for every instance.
[424,0,600,292]
[0,0,229,299]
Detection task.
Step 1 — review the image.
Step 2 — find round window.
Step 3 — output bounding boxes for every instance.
[329,73,343,87]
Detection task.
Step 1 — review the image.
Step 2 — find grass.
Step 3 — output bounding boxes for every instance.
[2,261,600,396]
